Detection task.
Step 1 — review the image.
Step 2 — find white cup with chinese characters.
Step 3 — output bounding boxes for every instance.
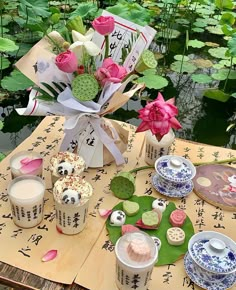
[7,175,45,228]
[54,199,89,235]
[53,175,93,235]
[115,231,158,290]
[10,151,43,179]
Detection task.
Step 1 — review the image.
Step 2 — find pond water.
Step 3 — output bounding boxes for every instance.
[0,84,236,153]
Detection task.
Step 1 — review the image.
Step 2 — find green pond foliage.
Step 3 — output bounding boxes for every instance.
[0,0,235,158]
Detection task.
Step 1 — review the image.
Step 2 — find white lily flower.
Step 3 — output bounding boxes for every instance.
[69,28,101,62]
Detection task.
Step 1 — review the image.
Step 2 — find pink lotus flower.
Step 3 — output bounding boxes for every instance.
[136,92,182,140]
[20,157,43,175]
[92,16,115,36]
[95,58,127,86]
[55,50,78,73]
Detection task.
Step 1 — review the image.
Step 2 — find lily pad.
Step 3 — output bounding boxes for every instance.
[204,89,231,102]
[191,74,212,83]
[171,61,197,74]
[192,27,204,33]
[212,69,236,80]
[206,26,224,35]
[106,195,195,266]
[156,28,181,39]
[174,55,189,61]
[188,39,205,48]
[208,47,229,59]
[191,58,213,68]
[136,74,168,89]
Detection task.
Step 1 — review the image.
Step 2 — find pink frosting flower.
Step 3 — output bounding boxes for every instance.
[55,50,78,73]
[136,92,182,140]
[95,58,127,86]
[92,16,115,36]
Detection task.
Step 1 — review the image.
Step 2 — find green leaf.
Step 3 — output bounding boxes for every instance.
[188,39,205,48]
[206,26,224,35]
[192,27,204,33]
[191,74,212,83]
[69,2,98,19]
[174,55,190,61]
[0,152,6,162]
[231,92,236,98]
[0,57,11,70]
[18,0,51,19]
[204,89,231,102]
[212,69,236,80]
[136,74,168,89]
[171,61,197,73]
[1,70,34,91]
[41,82,58,97]
[228,34,236,57]
[193,21,207,28]
[221,24,236,36]
[106,196,195,266]
[215,0,234,10]
[0,121,3,130]
[0,37,18,52]
[156,28,181,39]
[220,13,235,26]
[208,47,229,59]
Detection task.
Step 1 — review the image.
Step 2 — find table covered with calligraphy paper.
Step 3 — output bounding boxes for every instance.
[0,116,235,289]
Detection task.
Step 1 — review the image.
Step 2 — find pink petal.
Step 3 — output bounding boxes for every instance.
[20,157,32,165]
[98,208,112,217]
[20,158,43,174]
[122,224,140,235]
[42,250,57,262]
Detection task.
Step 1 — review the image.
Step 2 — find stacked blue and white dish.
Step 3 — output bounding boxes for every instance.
[152,155,196,198]
[184,231,236,290]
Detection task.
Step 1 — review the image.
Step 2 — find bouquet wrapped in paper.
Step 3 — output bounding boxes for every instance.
[15,11,156,167]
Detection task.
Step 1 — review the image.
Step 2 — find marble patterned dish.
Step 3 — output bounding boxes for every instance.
[184,252,236,290]
[190,239,236,274]
[152,174,193,198]
[155,155,196,183]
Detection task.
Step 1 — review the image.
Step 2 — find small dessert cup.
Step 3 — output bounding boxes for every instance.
[49,151,86,185]
[10,151,43,179]
[115,231,158,290]
[53,175,93,235]
[8,175,45,228]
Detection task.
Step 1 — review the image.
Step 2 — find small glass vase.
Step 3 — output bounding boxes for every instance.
[144,129,175,166]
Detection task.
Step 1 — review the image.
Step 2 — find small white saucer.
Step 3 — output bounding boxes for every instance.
[184,252,236,290]
[152,174,193,198]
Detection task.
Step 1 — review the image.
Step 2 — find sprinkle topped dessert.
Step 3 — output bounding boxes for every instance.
[53,175,93,206]
[49,152,86,183]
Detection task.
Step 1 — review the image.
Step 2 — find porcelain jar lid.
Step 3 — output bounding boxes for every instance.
[154,155,196,183]
[189,238,236,274]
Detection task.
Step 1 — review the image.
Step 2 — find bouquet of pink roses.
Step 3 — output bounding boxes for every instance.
[15,11,156,167]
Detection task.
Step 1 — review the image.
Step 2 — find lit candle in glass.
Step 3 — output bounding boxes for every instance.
[8,175,45,228]
[10,151,43,178]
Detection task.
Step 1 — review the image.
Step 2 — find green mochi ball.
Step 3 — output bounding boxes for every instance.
[123,200,140,216]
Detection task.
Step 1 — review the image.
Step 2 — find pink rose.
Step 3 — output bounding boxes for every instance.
[136,92,182,140]
[95,58,127,86]
[55,50,78,73]
[92,16,115,36]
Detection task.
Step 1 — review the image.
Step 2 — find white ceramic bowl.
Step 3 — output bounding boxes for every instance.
[188,231,236,274]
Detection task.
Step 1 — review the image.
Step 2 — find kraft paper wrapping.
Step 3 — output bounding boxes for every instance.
[0,116,235,289]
